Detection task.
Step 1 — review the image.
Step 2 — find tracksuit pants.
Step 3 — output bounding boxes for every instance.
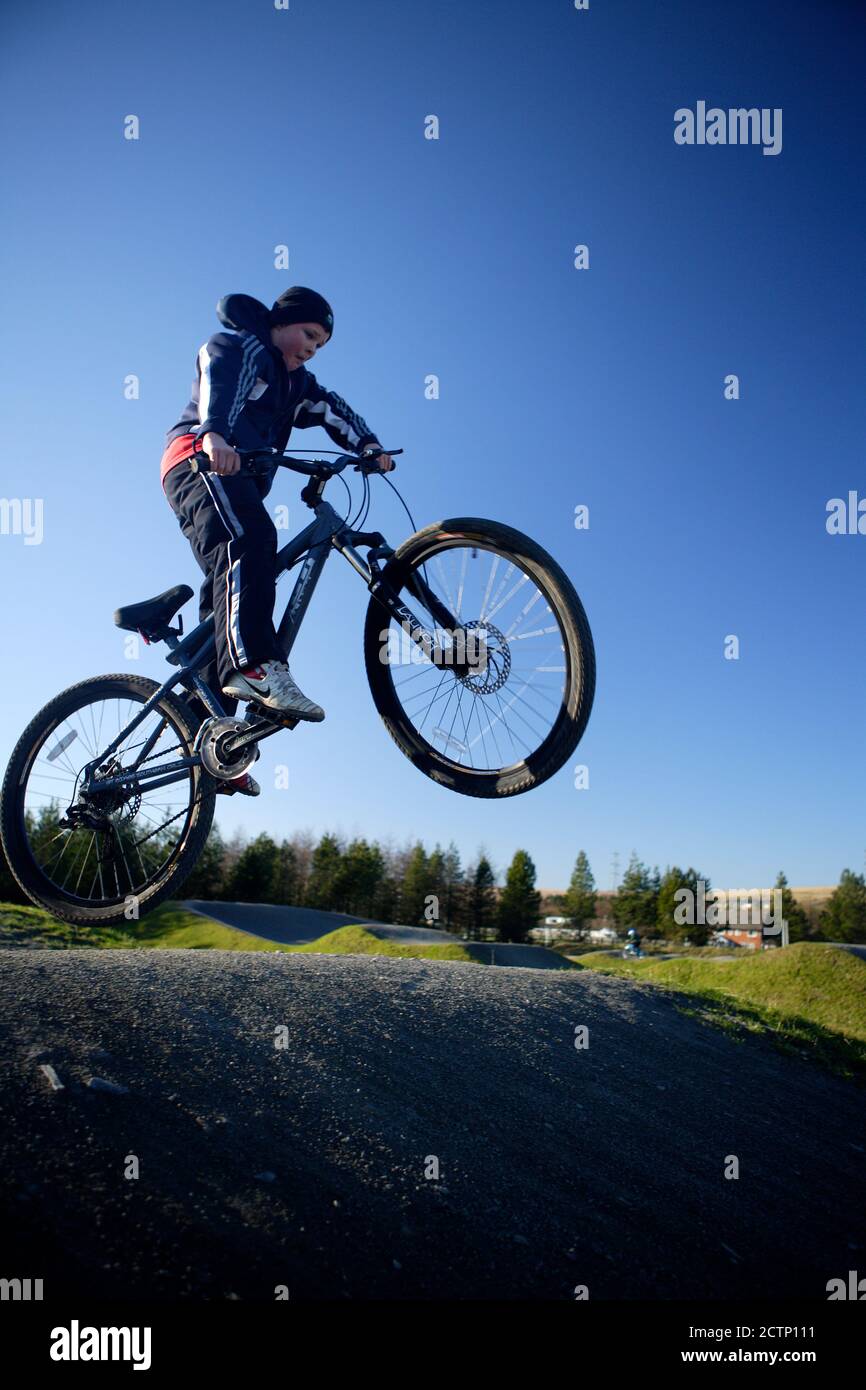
[161,440,285,717]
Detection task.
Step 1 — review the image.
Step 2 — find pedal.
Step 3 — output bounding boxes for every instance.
[245,701,300,730]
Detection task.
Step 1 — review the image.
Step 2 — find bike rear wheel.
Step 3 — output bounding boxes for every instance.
[0,674,215,926]
[363,517,595,798]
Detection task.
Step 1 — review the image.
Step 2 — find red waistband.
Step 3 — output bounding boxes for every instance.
[160,433,199,488]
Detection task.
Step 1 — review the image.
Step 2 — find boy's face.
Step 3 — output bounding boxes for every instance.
[270,320,329,371]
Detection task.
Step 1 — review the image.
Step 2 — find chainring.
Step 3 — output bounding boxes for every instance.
[194,717,258,780]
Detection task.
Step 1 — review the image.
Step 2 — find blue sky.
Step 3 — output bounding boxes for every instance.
[0,0,863,891]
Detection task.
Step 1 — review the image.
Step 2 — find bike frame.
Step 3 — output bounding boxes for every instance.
[79,476,461,800]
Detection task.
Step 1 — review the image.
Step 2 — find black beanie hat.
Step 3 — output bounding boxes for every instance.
[269,286,334,339]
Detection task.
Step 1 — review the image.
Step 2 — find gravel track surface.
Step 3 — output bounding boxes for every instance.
[1,949,863,1301]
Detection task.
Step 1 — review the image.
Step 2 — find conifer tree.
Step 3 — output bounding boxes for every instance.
[562,850,596,938]
[497,850,541,944]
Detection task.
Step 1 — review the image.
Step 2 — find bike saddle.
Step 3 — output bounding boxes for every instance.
[113,584,194,635]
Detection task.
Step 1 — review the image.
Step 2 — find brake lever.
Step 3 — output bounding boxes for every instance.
[354,447,404,473]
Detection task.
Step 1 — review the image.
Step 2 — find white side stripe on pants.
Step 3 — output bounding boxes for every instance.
[201,473,248,672]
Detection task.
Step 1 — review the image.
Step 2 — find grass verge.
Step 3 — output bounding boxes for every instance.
[0,901,283,951]
[572,942,866,1084]
[0,902,476,962]
[287,924,476,962]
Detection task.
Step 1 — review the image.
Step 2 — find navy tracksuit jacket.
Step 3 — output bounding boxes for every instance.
[161,293,381,712]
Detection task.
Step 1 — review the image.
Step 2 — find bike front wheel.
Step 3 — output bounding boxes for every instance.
[363,517,596,798]
[0,674,216,926]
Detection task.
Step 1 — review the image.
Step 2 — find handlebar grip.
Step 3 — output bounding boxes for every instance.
[190,447,279,475]
[189,450,251,475]
[356,450,401,474]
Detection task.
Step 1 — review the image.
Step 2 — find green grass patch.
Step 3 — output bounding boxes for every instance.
[286,924,477,962]
[0,901,131,949]
[573,942,866,1084]
[121,904,284,950]
[0,902,476,961]
[0,900,282,951]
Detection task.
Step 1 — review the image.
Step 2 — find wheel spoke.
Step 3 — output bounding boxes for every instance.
[383,540,570,774]
[415,669,453,738]
[432,553,457,619]
[455,547,468,621]
[72,833,96,897]
[479,553,500,623]
[15,690,202,908]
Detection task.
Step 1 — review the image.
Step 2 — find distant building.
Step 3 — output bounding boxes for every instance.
[587,926,617,944]
[536,884,831,946]
[530,922,581,944]
[715,928,781,951]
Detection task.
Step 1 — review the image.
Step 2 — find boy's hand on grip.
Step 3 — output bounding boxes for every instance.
[202,433,241,475]
[361,442,395,472]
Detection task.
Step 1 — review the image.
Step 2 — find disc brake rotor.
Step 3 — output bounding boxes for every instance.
[63,756,141,829]
[455,619,511,694]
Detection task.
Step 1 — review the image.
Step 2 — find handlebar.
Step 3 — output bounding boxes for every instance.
[188,445,402,478]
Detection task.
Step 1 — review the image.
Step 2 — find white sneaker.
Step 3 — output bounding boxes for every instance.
[222,660,325,721]
[215,770,261,797]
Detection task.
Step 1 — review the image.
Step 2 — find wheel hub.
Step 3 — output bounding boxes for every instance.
[454,619,510,694]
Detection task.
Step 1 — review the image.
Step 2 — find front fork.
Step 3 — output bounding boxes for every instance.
[344,531,465,655]
[368,554,485,680]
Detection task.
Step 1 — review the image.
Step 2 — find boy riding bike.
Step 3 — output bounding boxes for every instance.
[160,287,393,793]
[0,290,595,925]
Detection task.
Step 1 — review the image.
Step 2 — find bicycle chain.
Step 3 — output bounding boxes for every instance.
[80,714,208,832]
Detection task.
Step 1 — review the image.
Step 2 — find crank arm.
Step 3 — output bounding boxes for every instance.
[221,705,299,757]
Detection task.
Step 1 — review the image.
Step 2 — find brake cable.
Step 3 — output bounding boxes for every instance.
[279,447,433,599]
[348,470,370,530]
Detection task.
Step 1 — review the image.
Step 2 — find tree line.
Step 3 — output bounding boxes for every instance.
[177,826,545,942]
[552,850,866,944]
[0,809,543,943]
[2,811,863,944]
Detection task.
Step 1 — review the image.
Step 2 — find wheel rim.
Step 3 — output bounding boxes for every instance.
[379,540,572,774]
[15,692,201,906]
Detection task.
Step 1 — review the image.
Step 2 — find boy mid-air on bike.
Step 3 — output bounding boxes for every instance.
[160,286,393,796]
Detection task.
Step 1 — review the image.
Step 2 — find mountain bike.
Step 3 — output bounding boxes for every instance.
[0,446,596,925]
